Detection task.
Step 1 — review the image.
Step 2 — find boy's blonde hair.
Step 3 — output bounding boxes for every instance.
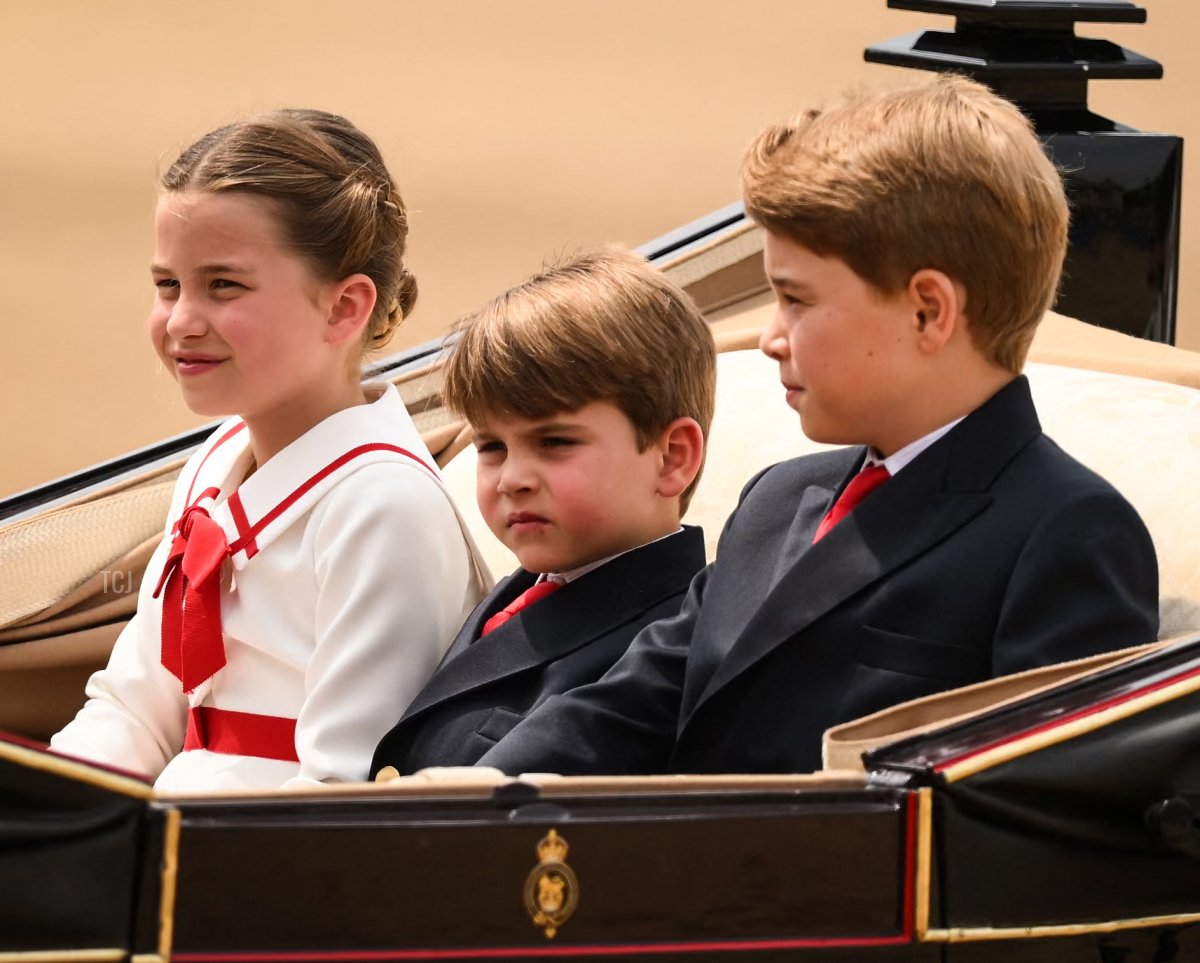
[741,74,1068,373]
[441,246,716,513]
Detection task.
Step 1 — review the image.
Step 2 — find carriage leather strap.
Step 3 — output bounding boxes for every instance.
[184,706,299,762]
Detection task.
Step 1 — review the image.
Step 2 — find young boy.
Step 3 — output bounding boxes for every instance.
[370,247,715,775]
[475,75,1160,776]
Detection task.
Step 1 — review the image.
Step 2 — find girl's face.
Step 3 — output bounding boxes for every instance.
[149,191,350,437]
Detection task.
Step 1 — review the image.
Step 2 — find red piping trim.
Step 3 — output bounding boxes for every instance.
[901,792,917,937]
[228,444,436,556]
[184,423,247,506]
[172,933,912,961]
[935,662,1200,775]
[227,492,258,560]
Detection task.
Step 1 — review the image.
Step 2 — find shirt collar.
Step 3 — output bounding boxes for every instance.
[866,416,966,476]
[537,527,684,586]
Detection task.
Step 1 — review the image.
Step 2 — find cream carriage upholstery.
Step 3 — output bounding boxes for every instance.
[2,308,1199,743]
[442,316,1200,641]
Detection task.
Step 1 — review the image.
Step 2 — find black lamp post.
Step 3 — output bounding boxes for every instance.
[866,0,1182,344]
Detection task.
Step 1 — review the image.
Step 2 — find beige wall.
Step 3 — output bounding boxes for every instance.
[2,1,1195,498]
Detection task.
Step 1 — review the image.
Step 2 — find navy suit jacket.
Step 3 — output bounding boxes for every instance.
[370,525,706,776]
[477,377,1160,775]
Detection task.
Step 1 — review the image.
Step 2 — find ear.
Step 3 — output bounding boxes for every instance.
[907,269,964,356]
[324,273,378,347]
[653,416,706,501]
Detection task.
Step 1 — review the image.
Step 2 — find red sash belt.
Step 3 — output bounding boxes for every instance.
[184,706,299,762]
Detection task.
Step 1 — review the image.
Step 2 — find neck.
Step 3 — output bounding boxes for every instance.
[875,365,1015,458]
[244,379,368,467]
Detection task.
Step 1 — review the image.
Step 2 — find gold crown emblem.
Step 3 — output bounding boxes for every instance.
[525,829,579,939]
[537,828,569,864]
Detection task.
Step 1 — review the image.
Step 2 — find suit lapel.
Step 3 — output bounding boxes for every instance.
[399,527,705,724]
[442,572,530,664]
[768,465,852,588]
[684,375,1041,728]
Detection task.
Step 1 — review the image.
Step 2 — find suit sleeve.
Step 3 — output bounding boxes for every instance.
[288,463,473,787]
[475,464,776,776]
[476,564,712,776]
[994,487,1159,674]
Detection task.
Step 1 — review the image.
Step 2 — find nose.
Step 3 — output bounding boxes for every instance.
[164,289,207,341]
[495,451,537,497]
[759,308,789,361]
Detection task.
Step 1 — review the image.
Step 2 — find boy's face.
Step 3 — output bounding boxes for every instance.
[760,231,921,455]
[472,401,671,574]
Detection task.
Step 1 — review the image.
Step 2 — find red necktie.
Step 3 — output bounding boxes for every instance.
[153,499,231,692]
[481,580,561,636]
[813,464,891,543]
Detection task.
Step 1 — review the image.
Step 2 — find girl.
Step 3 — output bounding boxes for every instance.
[51,109,489,791]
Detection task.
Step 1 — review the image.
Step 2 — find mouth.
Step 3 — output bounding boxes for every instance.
[507,512,550,532]
[171,354,226,377]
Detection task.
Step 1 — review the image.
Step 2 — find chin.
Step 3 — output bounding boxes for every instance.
[512,547,556,571]
[180,395,237,418]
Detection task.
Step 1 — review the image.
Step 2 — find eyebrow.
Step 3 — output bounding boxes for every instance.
[767,275,815,293]
[149,263,252,275]
[531,421,584,433]
[471,420,585,443]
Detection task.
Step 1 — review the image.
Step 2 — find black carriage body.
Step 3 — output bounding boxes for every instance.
[6,642,1200,962]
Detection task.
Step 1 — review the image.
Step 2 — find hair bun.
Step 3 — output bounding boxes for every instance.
[395,268,418,320]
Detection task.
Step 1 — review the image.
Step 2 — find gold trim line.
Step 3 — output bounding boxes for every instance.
[0,741,153,799]
[924,908,1200,943]
[914,788,932,938]
[943,671,1200,782]
[0,952,125,962]
[157,807,182,962]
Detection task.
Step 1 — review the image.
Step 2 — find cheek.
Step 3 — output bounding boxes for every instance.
[549,465,616,525]
[147,306,170,356]
[475,468,497,508]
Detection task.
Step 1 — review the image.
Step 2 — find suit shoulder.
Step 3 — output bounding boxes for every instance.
[742,447,861,500]
[1018,434,1137,503]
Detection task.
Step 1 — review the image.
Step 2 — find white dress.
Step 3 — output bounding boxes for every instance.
[51,383,490,792]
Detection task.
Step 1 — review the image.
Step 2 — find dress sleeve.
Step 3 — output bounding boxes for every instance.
[994,486,1159,675]
[287,462,473,786]
[49,532,189,779]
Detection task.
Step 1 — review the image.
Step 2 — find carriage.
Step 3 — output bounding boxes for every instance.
[3,2,1199,959]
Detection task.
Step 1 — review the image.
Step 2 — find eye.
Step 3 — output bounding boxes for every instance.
[210,278,244,293]
[540,435,577,450]
[475,440,505,458]
[154,278,179,299]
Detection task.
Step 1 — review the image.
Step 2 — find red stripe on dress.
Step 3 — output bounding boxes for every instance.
[184,422,248,507]
[227,444,437,556]
[227,491,258,559]
[183,707,298,763]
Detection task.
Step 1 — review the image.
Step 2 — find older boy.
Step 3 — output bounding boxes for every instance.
[370,247,714,775]
[477,75,1159,776]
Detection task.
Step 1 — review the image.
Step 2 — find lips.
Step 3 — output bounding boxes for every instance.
[507,511,550,531]
[171,353,226,376]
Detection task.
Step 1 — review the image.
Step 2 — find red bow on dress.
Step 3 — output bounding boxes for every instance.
[153,495,230,692]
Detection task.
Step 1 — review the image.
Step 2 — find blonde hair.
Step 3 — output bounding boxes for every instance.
[442,246,716,512]
[161,108,416,353]
[741,74,1068,373]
